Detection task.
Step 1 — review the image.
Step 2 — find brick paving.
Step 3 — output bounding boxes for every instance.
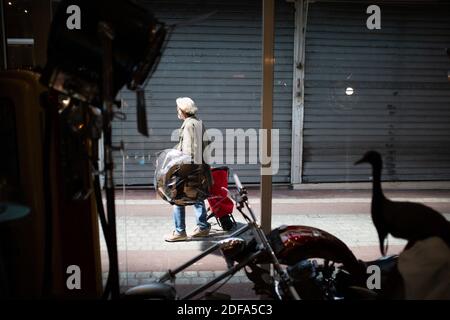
[99,188,450,298]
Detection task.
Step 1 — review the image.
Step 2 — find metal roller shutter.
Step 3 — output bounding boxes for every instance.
[303,2,450,182]
[112,0,294,186]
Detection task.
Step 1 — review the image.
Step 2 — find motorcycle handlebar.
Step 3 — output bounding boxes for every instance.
[233,173,243,191]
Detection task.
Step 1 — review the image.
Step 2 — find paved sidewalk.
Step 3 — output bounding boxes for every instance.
[100,188,450,298]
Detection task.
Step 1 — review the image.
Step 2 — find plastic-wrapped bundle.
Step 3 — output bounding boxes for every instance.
[154,149,212,206]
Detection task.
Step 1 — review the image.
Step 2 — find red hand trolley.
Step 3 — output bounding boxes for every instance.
[206,166,236,231]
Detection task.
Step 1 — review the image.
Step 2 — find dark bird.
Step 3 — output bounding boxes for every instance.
[355,150,450,256]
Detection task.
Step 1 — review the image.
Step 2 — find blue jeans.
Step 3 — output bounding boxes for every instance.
[173,201,209,233]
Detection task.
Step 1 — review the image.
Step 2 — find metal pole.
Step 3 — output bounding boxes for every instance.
[290,0,308,185]
[0,0,7,69]
[98,22,120,300]
[260,0,274,235]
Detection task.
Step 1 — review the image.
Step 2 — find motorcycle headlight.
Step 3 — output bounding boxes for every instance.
[218,237,246,259]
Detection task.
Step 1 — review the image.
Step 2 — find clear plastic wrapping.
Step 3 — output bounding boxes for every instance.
[154,149,212,206]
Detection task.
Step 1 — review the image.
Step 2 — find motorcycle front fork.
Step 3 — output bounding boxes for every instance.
[248,224,301,300]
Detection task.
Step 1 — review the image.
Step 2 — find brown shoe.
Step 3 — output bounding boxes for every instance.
[164,230,187,242]
[190,226,210,238]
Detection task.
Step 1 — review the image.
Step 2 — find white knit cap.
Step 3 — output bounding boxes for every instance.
[176,97,198,115]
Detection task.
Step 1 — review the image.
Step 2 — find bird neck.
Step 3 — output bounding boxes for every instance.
[372,165,384,200]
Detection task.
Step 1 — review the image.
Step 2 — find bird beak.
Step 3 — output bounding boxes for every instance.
[379,234,387,256]
[354,157,365,165]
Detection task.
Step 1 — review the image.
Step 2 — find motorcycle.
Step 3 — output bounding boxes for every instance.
[124,173,398,300]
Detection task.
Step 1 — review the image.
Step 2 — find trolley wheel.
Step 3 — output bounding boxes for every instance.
[218,214,235,231]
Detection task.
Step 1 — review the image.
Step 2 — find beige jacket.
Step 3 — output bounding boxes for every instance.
[175,116,209,164]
